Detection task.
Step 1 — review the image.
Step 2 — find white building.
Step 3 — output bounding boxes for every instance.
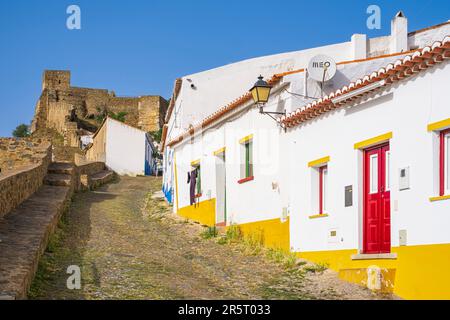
[86,117,156,176]
[161,14,450,299]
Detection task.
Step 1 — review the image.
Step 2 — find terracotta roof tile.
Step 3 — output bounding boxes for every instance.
[281,36,450,128]
[166,75,282,148]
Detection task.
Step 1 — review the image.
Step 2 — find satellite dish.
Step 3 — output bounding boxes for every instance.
[307,54,337,82]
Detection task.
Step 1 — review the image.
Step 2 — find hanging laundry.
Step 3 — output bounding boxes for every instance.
[189,169,197,205]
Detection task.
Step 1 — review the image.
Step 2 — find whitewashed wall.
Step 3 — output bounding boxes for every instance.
[106,118,146,176]
[166,41,352,146]
[173,88,289,225]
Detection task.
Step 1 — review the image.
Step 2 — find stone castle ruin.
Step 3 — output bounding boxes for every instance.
[31,70,168,148]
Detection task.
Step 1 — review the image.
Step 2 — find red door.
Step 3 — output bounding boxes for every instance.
[364,143,391,254]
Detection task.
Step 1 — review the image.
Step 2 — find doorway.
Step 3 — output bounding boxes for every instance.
[215,151,227,226]
[363,143,391,254]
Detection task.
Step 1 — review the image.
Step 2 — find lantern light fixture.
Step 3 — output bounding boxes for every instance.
[249,75,286,131]
[249,75,272,105]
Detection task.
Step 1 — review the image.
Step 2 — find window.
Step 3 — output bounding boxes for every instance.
[319,165,328,214]
[440,129,450,196]
[308,156,330,218]
[244,141,253,178]
[369,154,379,194]
[385,150,391,191]
[238,136,254,184]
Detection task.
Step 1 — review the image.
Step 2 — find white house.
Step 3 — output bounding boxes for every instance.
[161,14,450,205]
[86,117,157,176]
[161,14,450,299]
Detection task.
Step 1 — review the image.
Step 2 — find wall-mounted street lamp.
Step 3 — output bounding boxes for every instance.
[249,75,286,131]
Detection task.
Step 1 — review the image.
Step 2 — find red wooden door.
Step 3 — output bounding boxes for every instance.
[364,143,391,254]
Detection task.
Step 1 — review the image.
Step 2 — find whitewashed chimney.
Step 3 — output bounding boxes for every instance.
[390,11,408,53]
[351,34,367,59]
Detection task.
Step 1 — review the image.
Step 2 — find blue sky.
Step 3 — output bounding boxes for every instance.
[0,0,448,136]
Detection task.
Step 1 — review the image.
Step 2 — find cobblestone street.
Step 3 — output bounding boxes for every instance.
[29,176,388,300]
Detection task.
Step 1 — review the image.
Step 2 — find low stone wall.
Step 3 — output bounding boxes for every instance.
[0,142,52,219]
[74,161,106,191]
[0,138,47,171]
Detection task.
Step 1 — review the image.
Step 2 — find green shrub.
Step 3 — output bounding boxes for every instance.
[200,226,218,239]
[266,247,298,269]
[217,236,228,245]
[225,224,242,242]
[243,229,263,253]
[108,111,127,123]
[12,124,30,137]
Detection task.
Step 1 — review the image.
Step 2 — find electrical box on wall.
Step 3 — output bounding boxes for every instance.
[345,185,353,207]
[328,228,339,243]
[399,229,407,246]
[399,167,410,190]
[281,207,289,222]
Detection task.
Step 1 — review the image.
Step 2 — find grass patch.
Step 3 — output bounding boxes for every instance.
[200,226,218,239]
[265,248,298,269]
[242,229,264,255]
[303,262,329,274]
[225,224,242,241]
[216,224,242,245]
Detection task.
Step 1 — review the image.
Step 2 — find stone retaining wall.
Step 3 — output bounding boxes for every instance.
[0,138,47,171]
[0,142,52,219]
[74,161,106,191]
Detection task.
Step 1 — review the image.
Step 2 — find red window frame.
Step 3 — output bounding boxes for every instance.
[440,129,450,196]
[319,165,327,214]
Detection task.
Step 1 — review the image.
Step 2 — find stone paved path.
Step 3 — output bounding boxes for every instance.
[29,176,389,300]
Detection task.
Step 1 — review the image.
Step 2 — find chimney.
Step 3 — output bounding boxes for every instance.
[390,11,408,53]
[351,34,367,59]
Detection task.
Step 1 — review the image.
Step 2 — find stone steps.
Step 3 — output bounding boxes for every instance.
[44,173,72,187]
[47,162,74,175]
[0,160,117,299]
[90,170,115,189]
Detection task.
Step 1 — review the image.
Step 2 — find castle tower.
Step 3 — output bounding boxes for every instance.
[42,70,71,91]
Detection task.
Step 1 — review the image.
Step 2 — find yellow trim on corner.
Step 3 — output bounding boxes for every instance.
[429,195,450,202]
[354,132,393,149]
[239,134,253,144]
[427,118,450,132]
[190,159,200,166]
[213,147,226,156]
[308,156,330,167]
[308,213,329,219]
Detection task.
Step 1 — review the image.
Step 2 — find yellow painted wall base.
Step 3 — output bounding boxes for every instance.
[338,268,396,293]
[297,243,450,299]
[237,218,290,252]
[177,198,216,227]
